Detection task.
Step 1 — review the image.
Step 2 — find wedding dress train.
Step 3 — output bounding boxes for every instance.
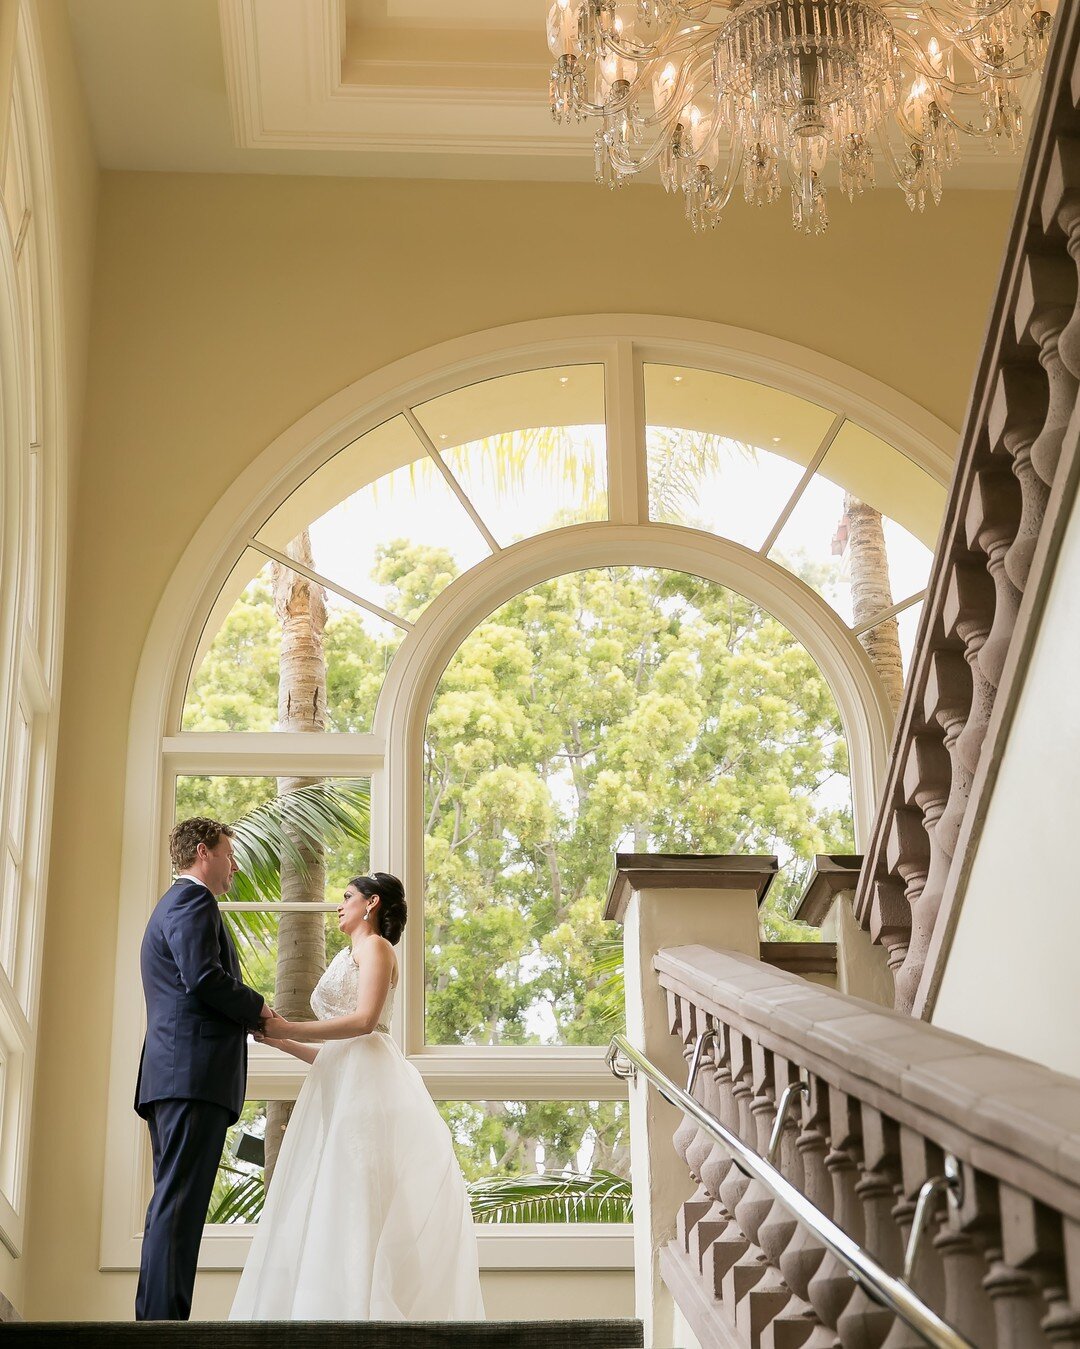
[229,949,485,1320]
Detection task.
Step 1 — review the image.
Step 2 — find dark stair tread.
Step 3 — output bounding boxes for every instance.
[0,1319,645,1347]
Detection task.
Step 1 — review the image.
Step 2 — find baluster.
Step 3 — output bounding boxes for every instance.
[673,999,718,1265]
[894,733,953,1014]
[921,649,973,862]
[994,1184,1080,1347]
[671,994,698,1173]
[709,1028,755,1300]
[1040,136,1080,383]
[885,808,930,1014]
[930,1171,996,1346]
[942,559,996,783]
[1042,1216,1080,1345]
[729,1043,794,1343]
[835,1107,912,1349]
[988,363,1050,592]
[769,1073,833,1349]
[885,806,929,914]
[692,1023,741,1275]
[867,877,910,976]
[965,462,1023,693]
[891,1130,946,1320]
[978,1186,1052,1349]
[1015,253,1078,492]
[759,1060,822,1349]
[806,1088,865,1344]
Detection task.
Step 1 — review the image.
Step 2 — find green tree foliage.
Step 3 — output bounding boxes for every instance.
[184,544,853,1201]
[424,565,853,1053]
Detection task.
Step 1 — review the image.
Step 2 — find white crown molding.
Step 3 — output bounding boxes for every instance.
[217,0,1028,184]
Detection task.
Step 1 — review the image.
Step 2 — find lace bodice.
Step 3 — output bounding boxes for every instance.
[310,948,395,1032]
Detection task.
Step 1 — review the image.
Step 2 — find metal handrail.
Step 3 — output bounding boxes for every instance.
[606,1032,973,1349]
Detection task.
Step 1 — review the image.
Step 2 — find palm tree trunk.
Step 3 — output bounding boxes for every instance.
[265,531,328,1182]
[843,493,905,714]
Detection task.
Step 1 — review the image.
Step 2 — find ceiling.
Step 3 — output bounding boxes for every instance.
[64,0,1029,186]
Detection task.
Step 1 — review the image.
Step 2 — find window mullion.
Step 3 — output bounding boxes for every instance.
[605,339,647,525]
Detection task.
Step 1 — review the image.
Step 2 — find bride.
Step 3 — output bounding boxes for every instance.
[229,872,486,1320]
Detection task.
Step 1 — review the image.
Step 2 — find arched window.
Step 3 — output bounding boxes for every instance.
[102,321,952,1270]
[0,2,66,1258]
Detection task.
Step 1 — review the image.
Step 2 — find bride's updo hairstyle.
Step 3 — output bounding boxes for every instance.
[351,872,407,946]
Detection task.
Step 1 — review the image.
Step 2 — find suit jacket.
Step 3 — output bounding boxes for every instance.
[135,877,264,1123]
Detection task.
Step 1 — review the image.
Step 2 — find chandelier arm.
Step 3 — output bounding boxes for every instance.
[595,17,722,63]
[663,1,725,19]
[915,2,1040,48]
[622,50,717,129]
[931,98,1004,139]
[706,139,743,214]
[606,128,678,175]
[881,0,1023,26]
[889,102,952,147]
[892,29,1041,91]
[876,127,920,189]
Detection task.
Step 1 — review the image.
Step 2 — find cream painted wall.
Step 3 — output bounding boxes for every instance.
[3,0,98,1317]
[23,1266,635,1325]
[932,473,1080,1079]
[25,168,1015,1318]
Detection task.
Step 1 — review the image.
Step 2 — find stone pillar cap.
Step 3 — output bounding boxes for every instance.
[604,852,778,923]
[793,854,864,927]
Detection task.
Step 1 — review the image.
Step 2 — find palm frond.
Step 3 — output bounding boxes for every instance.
[467,1170,632,1224]
[207,1171,265,1224]
[221,905,279,957]
[591,938,626,1026]
[229,779,370,903]
[648,428,759,523]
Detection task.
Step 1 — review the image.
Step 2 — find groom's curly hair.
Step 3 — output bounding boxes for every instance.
[170,817,235,871]
[351,873,407,946]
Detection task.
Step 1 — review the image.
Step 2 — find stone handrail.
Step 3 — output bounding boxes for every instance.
[853,0,1080,1015]
[656,944,1080,1349]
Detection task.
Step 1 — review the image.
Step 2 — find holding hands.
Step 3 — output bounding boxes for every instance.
[255,1003,286,1041]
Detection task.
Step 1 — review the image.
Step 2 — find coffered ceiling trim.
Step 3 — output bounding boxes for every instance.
[218,0,1028,182]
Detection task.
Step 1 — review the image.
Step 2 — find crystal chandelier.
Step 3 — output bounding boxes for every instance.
[547,0,1053,233]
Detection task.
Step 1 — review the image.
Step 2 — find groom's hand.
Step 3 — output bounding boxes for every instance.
[258,1003,279,1023]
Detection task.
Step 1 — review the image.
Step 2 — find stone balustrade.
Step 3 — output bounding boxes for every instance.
[654,944,1080,1349]
[853,0,1080,1016]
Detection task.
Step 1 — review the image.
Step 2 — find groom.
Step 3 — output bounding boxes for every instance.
[134,816,277,1321]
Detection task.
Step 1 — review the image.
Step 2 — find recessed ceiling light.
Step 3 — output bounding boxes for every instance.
[558,376,569,384]
[673,375,683,383]
[771,436,781,443]
[439,434,448,441]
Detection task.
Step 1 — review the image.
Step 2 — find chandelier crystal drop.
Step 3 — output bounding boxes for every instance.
[547,0,1053,234]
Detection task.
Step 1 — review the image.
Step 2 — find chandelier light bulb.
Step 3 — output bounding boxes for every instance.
[547,0,1052,234]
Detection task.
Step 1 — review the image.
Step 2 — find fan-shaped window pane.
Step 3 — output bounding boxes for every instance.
[644,364,833,549]
[412,366,607,545]
[768,428,938,626]
[182,550,405,733]
[424,566,853,1047]
[255,415,491,624]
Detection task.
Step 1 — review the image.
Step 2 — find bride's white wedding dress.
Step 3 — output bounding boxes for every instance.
[229,948,485,1320]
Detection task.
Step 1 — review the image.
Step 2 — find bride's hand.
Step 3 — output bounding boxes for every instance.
[259,1016,294,1040]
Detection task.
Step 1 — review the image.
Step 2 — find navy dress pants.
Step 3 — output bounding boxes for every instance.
[135,1098,232,1321]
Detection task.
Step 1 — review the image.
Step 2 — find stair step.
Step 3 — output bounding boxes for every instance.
[0,1319,645,1347]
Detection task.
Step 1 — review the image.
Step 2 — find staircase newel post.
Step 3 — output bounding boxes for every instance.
[605,853,775,1349]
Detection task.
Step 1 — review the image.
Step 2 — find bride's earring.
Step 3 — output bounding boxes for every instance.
[363,905,374,922]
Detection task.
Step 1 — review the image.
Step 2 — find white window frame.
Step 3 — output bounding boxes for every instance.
[0,1,67,1260]
[99,317,954,1272]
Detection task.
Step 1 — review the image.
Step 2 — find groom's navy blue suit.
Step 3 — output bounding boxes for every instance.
[135,877,264,1321]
